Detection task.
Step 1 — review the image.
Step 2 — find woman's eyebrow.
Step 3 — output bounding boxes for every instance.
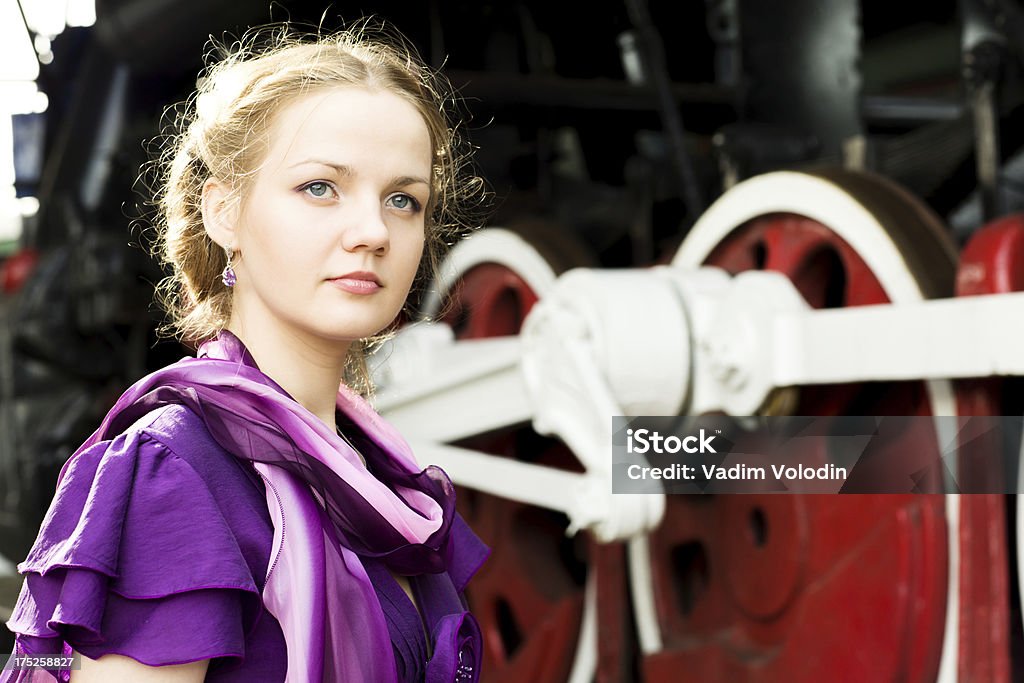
[287,160,428,187]
[392,175,430,188]
[288,159,353,175]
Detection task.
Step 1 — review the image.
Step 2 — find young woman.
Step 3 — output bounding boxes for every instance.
[2,24,489,683]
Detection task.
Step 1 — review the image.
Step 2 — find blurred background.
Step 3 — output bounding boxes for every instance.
[4,0,1024,680]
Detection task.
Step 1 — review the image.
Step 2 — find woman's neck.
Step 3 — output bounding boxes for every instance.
[225,320,349,430]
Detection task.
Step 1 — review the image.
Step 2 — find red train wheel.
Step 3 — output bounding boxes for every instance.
[950,213,1024,683]
[424,224,597,683]
[632,169,959,682]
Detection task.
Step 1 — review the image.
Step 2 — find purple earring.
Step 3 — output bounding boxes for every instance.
[221,247,237,287]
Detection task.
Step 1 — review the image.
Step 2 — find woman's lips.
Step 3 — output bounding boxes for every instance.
[329,275,381,294]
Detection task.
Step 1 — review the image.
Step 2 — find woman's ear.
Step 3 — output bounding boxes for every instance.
[201,178,239,248]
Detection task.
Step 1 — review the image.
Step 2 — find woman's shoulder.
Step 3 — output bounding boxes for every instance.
[122,403,221,459]
[23,401,269,579]
[94,402,260,491]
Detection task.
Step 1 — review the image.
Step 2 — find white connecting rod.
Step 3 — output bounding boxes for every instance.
[771,290,1024,385]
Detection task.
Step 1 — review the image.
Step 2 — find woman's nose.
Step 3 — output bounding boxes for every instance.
[341,196,390,253]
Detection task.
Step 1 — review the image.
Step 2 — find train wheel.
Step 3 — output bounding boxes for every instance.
[423,223,597,683]
[629,169,960,682]
[952,213,1024,682]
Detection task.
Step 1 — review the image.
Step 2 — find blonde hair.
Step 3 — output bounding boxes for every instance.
[149,23,486,394]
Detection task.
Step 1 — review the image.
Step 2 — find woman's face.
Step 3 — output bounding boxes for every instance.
[223,86,431,352]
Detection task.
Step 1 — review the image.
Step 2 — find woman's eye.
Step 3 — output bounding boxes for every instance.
[387,194,420,211]
[304,182,334,199]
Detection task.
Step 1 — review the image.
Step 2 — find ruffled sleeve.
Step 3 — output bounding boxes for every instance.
[3,415,269,681]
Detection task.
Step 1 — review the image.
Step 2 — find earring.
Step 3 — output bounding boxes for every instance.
[221,247,237,287]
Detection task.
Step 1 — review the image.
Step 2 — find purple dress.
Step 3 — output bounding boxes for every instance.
[6,400,483,681]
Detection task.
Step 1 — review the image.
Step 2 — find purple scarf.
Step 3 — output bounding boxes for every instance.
[5,331,484,682]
